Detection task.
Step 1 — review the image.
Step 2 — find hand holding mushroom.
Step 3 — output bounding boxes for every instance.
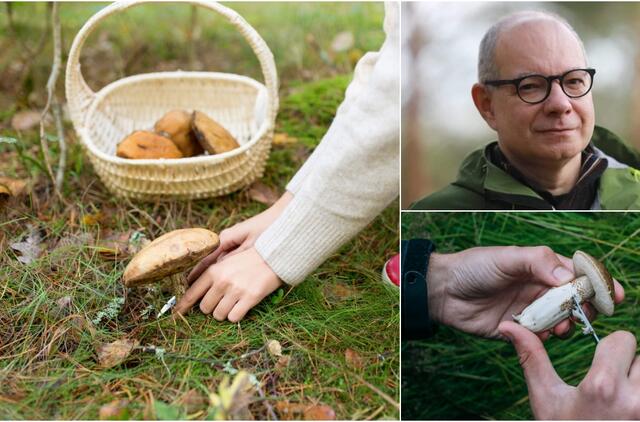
[426,246,624,339]
[513,251,616,335]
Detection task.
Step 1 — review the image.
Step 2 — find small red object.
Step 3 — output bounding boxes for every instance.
[382,254,400,287]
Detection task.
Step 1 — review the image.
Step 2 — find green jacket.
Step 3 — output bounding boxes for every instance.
[411,126,640,210]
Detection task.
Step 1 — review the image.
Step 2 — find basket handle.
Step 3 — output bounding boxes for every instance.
[65,0,279,128]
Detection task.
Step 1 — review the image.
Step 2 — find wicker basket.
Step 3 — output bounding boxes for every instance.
[65,0,278,201]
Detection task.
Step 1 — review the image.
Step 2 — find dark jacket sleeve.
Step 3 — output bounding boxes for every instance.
[401,238,437,340]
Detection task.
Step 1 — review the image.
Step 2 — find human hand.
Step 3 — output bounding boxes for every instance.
[427,246,624,339]
[184,192,292,284]
[499,321,640,419]
[174,247,283,322]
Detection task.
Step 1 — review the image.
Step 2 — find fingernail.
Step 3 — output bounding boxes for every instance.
[553,266,574,283]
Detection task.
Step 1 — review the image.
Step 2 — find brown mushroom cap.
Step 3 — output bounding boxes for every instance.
[154,110,204,157]
[123,228,219,287]
[191,111,240,154]
[573,250,615,316]
[116,131,183,159]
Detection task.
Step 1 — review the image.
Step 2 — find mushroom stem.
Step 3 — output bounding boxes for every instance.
[513,250,615,333]
[513,275,592,332]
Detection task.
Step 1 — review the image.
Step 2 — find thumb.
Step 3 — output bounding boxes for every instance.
[499,321,566,399]
[522,247,575,288]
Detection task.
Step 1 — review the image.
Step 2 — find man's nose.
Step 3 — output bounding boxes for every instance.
[542,80,572,114]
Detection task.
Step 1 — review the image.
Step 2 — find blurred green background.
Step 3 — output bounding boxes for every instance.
[0,2,384,113]
[402,2,640,207]
[401,212,640,419]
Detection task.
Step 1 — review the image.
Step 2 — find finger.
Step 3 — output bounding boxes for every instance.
[499,321,565,396]
[227,297,259,323]
[212,294,239,321]
[628,356,640,383]
[555,253,574,273]
[552,319,574,339]
[521,246,575,288]
[174,273,213,315]
[613,278,624,304]
[536,330,551,342]
[199,282,225,314]
[587,331,636,380]
[582,302,596,322]
[187,248,224,285]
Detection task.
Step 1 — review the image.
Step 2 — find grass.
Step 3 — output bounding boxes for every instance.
[0,3,398,419]
[401,212,640,420]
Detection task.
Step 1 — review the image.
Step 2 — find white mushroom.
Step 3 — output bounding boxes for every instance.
[513,251,615,333]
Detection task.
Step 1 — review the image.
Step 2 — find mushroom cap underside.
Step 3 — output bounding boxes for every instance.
[573,250,615,315]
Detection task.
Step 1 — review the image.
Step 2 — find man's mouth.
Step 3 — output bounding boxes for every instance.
[536,127,577,134]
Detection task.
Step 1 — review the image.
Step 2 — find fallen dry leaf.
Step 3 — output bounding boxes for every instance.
[248,182,279,206]
[304,404,336,420]
[0,176,28,196]
[10,110,42,131]
[96,230,131,259]
[275,355,291,371]
[345,348,364,370]
[10,227,43,264]
[82,211,104,226]
[54,232,95,250]
[275,402,336,421]
[322,283,357,304]
[0,184,10,200]
[266,339,283,357]
[56,296,73,313]
[96,339,139,368]
[273,133,298,146]
[99,399,130,420]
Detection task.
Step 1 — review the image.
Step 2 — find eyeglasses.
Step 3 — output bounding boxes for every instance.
[483,68,596,104]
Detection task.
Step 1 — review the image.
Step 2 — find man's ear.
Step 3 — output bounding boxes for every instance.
[472,83,498,131]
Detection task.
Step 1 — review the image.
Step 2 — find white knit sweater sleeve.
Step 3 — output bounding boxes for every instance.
[255,2,399,286]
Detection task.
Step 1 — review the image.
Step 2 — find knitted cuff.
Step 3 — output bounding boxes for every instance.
[401,238,437,340]
[255,194,361,286]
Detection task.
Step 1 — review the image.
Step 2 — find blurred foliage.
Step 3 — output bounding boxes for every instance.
[0,2,384,111]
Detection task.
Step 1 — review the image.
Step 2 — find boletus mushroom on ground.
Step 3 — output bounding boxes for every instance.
[123,228,219,288]
[513,250,615,332]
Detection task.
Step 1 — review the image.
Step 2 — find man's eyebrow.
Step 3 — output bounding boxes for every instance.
[512,68,585,79]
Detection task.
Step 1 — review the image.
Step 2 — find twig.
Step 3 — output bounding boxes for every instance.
[39,2,62,200]
[137,344,267,367]
[53,101,66,192]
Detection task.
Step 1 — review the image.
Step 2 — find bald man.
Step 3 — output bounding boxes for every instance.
[411,11,640,210]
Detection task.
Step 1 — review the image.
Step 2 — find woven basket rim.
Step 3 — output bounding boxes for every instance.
[81,71,271,166]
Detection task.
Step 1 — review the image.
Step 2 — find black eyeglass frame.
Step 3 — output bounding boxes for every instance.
[483,68,596,104]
